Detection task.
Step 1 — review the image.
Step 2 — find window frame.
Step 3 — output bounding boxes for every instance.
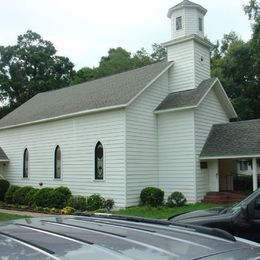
[198,17,203,31]
[54,145,62,179]
[176,16,183,31]
[94,141,104,180]
[23,148,29,178]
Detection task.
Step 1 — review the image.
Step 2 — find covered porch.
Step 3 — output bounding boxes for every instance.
[0,147,9,178]
[200,119,260,202]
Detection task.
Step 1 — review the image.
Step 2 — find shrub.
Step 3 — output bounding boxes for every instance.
[49,186,72,209]
[54,186,72,200]
[86,194,105,211]
[24,188,39,206]
[34,186,72,209]
[13,186,35,205]
[34,188,53,208]
[61,206,75,215]
[5,185,20,204]
[104,198,115,212]
[140,187,164,207]
[167,192,186,207]
[68,195,87,211]
[0,179,10,201]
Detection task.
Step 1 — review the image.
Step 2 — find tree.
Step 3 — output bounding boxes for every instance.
[0,30,74,114]
[211,0,260,120]
[97,47,134,77]
[72,43,166,85]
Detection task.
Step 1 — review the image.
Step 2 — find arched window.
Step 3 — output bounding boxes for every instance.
[54,146,61,179]
[95,142,104,180]
[23,148,29,178]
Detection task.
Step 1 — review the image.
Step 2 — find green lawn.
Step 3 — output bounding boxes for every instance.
[0,213,29,221]
[112,203,220,219]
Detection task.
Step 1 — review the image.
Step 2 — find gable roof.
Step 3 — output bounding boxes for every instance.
[0,61,172,129]
[154,78,237,119]
[0,147,8,161]
[200,119,260,159]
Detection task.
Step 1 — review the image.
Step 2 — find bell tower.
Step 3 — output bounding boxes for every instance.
[163,0,212,92]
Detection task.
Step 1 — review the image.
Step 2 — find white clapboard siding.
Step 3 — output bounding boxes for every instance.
[170,9,186,40]
[194,88,229,200]
[167,40,195,92]
[194,41,210,87]
[158,110,196,202]
[0,109,127,207]
[125,73,169,206]
[184,8,204,38]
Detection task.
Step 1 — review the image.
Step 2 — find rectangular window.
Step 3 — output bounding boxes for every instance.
[200,161,208,169]
[199,17,203,31]
[176,16,182,30]
[239,160,252,171]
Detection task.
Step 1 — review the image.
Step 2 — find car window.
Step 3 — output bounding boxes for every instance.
[226,188,260,214]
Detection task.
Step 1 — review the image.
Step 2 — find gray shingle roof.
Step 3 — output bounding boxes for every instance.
[0,147,8,161]
[155,78,217,111]
[0,61,171,128]
[167,0,207,18]
[200,119,260,158]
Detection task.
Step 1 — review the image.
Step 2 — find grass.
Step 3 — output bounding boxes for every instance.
[0,213,29,221]
[112,203,220,219]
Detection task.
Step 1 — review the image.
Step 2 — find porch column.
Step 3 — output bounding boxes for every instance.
[252,158,258,191]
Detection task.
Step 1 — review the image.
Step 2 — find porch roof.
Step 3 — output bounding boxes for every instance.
[0,147,9,162]
[200,119,260,160]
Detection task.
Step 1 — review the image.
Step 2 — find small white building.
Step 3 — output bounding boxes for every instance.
[0,0,258,208]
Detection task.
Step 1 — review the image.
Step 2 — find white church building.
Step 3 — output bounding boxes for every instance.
[0,0,259,208]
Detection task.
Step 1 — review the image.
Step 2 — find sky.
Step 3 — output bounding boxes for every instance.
[0,0,253,70]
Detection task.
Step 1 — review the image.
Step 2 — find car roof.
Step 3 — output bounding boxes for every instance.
[0,214,259,259]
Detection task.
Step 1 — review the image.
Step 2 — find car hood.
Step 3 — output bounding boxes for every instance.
[0,215,259,260]
[170,207,225,222]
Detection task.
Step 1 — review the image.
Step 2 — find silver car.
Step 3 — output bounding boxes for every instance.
[0,214,259,259]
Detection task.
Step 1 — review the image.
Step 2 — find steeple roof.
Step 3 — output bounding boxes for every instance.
[167,0,207,18]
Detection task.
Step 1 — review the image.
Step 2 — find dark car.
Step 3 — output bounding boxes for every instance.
[169,188,260,243]
[0,214,260,259]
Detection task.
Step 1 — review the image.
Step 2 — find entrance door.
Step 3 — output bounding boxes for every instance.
[219,160,235,191]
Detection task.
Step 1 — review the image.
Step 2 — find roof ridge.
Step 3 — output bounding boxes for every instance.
[214,118,260,127]
[40,60,168,96]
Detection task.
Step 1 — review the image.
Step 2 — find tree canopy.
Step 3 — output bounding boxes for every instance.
[0,30,74,116]
[72,44,166,85]
[211,0,260,120]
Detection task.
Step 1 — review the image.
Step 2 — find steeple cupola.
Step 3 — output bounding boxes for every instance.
[168,0,207,40]
[163,0,212,92]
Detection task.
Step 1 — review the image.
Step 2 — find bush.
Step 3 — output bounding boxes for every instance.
[49,186,72,209]
[24,188,39,206]
[34,186,72,209]
[0,179,10,201]
[86,194,105,211]
[34,188,53,208]
[140,187,164,207]
[5,185,20,204]
[104,198,115,212]
[13,186,35,205]
[167,192,186,207]
[68,195,87,211]
[61,206,75,215]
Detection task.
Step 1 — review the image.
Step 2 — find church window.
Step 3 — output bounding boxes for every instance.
[23,148,29,178]
[95,141,104,180]
[176,16,182,30]
[54,146,61,179]
[199,17,203,31]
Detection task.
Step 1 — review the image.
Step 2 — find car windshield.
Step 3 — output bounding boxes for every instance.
[224,188,260,214]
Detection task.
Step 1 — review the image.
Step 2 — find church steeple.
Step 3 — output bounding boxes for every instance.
[168,0,207,40]
[162,0,212,92]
